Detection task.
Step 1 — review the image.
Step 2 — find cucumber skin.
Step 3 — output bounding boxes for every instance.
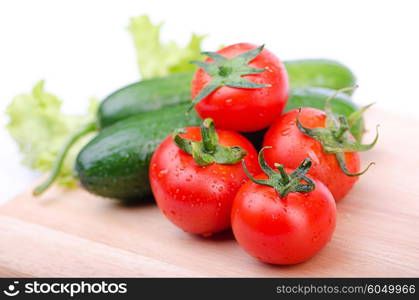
[98,72,194,128]
[76,103,201,200]
[286,87,363,141]
[284,59,356,94]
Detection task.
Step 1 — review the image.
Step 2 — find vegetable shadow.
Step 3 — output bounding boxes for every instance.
[112,195,156,208]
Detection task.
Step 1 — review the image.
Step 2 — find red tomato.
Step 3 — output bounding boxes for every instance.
[191,43,288,132]
[231,169,336,265]
[150,125,260,236]
[263,108,361,201]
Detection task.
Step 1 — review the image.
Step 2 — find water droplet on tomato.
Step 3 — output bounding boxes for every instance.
[307,149,320,164]
[225,99,233,106]
[158,169,168,178]
[281,128,292,136]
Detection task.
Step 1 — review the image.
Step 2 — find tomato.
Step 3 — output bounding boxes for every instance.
[231,148,336,265]
[191,43,289,132]
[150,118,260,236]
[263,108,357,201]
[263,106,378,201]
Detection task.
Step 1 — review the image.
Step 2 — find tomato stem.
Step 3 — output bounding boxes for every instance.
[334,116,349,141]
[348,102,375,128]
[188,45,269,112]
[335,153,375,177]
[295,86,379,177]
[172,118,247,166]
[200,118,218,153]
[274,163,290,184]
[242,147,315,198]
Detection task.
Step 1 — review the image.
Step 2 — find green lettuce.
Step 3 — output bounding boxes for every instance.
[128,15,205,79]
[6,81,98,187]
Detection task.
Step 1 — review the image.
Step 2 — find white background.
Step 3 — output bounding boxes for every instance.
[0,0,418,202]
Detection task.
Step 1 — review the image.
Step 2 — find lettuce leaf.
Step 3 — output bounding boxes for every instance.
[128,15,205,79]
[6,81,98,187]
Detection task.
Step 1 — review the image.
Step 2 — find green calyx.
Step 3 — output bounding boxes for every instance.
[188,45,269,111]
[296,86,379,177]
[242,147,315,198]
[173,118,246,166]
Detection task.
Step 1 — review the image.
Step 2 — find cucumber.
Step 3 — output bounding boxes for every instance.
[98,72,194,128]
[286,87,364,141]
[284,59,356,94]
[75,103,201,200]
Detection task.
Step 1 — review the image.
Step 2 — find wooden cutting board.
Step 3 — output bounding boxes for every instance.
[1,108,419,277]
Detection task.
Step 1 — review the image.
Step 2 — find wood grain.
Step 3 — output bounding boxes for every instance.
[1,108,418,277]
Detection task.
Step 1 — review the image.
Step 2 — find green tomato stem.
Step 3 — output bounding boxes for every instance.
[172,118,246,166]
[200,118,218,153]
[242,147,315,198]
[188,45,269,112]
[295,86,379,177]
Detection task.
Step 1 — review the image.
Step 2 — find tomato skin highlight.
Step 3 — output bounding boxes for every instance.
[150,127,261,236]
[192,43,289,132]
[263,108,361,201]
[231,172,336,265]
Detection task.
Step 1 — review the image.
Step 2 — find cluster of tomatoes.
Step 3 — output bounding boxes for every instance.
[149,43,377,265]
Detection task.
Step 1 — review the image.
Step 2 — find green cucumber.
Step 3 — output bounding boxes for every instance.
[284,59,356,94]
[75,103,201,200]
[286,87,364,141]
[98,72,194,128]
